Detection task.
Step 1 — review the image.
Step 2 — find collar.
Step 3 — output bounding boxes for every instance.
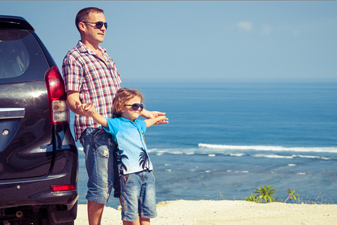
[77,41,107,55]
[119,117,139,125]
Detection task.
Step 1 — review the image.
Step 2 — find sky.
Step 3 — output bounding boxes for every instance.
[1,1,337,83]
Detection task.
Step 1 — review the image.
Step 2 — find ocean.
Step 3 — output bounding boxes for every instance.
[72,81,337,208]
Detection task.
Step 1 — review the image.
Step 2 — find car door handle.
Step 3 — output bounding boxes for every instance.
[0,108,25,119]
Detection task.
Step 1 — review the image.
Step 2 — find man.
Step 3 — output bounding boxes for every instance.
[62,7,164,225]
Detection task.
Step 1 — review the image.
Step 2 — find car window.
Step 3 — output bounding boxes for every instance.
[0,29,49,83]
[0,39,30,78]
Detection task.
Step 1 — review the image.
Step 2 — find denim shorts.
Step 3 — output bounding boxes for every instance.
[120,170,157,222]
[80,128,120,204]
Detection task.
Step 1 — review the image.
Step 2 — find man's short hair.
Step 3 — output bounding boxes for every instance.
[75,7,104,31]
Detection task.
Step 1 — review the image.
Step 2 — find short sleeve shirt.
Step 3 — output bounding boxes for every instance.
[103,117,154,175]
[62,41,122,140]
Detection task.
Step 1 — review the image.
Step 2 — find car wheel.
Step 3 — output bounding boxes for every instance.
[38,219,74,225]
[55,222,74,225]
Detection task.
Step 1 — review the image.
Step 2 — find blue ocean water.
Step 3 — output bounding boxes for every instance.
[73,82,337,208]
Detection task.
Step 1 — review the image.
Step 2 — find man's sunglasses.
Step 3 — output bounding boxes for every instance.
[83,21,108,29]
[124,103,144,111]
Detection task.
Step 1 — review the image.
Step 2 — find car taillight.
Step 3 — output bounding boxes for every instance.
[51,185,76,192]
[45,66,69,125]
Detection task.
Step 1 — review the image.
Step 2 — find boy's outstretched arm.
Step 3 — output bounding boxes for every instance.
[145,116,168,128]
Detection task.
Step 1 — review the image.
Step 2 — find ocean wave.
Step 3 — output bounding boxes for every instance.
[80,146,333,160]
[252,154,293,159]
[252,154,330,160]
[147,147,334,160]
[198,143,337,153]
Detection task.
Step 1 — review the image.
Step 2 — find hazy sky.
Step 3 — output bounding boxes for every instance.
[1,1,337,83]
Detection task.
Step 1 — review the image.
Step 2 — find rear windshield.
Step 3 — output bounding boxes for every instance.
[0,29,49,83]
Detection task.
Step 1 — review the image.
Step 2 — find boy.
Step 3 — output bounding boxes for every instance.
[80,88,168,225]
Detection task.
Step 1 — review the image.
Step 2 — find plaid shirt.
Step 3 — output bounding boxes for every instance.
[62,41,122,141]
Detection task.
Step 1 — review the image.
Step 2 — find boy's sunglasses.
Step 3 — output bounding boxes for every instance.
[83,21,108,29]
[124,103,144,111]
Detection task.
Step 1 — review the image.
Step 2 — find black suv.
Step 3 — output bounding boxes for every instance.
[0,16,78,225]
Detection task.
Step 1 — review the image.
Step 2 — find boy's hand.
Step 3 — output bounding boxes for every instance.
[155,116,169,125]
[143,110,166,119]
[75,101,95,116]
[82,102,94,111]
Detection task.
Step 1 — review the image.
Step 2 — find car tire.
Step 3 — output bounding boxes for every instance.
[55,222,74,225]
[38,220,74,225]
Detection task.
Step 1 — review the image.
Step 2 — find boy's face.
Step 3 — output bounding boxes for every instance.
[121,96,143,121]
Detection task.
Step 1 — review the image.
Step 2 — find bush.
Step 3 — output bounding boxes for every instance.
[245,185,297,203]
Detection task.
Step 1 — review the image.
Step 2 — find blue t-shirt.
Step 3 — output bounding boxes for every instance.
[103,117,153,175]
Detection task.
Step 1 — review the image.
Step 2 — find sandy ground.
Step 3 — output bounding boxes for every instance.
[75,200,337,225]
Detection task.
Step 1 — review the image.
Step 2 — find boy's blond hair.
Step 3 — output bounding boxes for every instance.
[113,88,143,117]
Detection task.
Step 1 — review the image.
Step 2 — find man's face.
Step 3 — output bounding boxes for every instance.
[82,12,106,45]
